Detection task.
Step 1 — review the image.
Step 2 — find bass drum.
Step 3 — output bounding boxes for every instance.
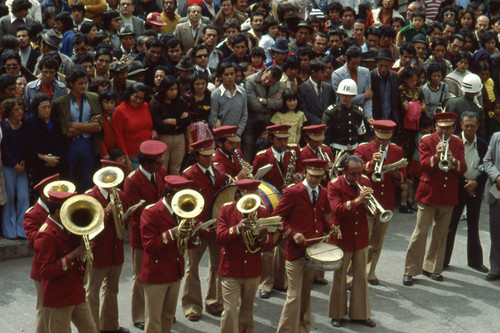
[257,181,282,248]
[210,181,283,248]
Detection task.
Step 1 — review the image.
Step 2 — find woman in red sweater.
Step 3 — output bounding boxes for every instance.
[112,83,157,170]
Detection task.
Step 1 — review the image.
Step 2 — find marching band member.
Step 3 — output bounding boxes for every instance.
[274,159,340,333]
[86,163,130,333]
[328,155,376,328]
[34,191,97,332]
[301,125,336,285]
[354,120,405,285]
[213,125,252,181]
[181,138,225,321]
[123,140,168,330]
[216,179,273,333]
[140,175,197,333]
[403,112,467,286]
[23,173,62,333]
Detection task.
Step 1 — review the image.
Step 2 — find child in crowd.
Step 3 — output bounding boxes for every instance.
[480,31,499,55]
[270,88,306,144]
[478,62,495,113]
[250,47,267,73]
[391,17,405,33]
[421,63,449,118]
[445,51,471,98]
[396,9,426,45]
[399,66,428,160]
[403,116,433,213]
[258,16,279,63]
[489,100,500,138]
[254,120,270,152]
[234,63,246,85]
[98,89,118,160]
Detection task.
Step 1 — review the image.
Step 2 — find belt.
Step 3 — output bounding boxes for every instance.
[330,143,358,151]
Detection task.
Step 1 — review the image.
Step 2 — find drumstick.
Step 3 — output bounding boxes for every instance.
[305,229,336,243]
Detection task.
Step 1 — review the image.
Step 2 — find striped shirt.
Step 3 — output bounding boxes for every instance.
[423,0,443,21]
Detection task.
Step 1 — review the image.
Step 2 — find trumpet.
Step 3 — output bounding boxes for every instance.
[372,146,385,182]
[93,167,125,240]
[438,134,452,172]
[356,182,393,223]
[60,195,105,285]
[236,194,262,254]
[171,189,205,255]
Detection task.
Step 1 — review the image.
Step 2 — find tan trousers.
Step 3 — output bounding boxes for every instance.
[404,203,454,276]
[131,248,145,323]
[276,258,315,333]
[34,279,48,333]
[43,301,97,333]
[259,241,287,292]
[329,249,370,320]
[86,264,123,331]
[159,133,185,176]
[144,280,181,333]
[182,237,223,315]
[220,276,260,333]
[366,214,390,281]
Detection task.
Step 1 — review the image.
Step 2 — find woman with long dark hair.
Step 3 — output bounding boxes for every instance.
[150,75,192,175]
[183,71,213,142]
[112,82,156,170]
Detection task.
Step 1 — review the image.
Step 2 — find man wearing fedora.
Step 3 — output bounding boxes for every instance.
[34,29,75,77]
[370,48,400,123]
[298,59,335,126]
[117,26,137,62]
[119,0,144,37]
[110,60,135,104]
[264,38,290,67]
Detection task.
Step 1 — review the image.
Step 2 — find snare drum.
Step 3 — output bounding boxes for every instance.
[305,242,344,271]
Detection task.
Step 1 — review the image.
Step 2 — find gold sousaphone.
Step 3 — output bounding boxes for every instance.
[236,194,262,253]
[60,195,105,285]
[171,189,205,255]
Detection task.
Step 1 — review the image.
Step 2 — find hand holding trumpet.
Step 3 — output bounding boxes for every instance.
[355,186,373,206]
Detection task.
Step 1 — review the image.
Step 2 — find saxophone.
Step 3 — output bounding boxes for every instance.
[282,147,297,191]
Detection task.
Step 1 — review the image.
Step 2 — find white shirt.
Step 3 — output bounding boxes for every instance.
[462,132,481,180]
[303,179,319,203]
[272,147,285,164]
[219,83,243,98]
[37,198,49,213]
[197,163,215,183]
[98,186,109,200]
[140,165,155,184]
[309,77,321,96]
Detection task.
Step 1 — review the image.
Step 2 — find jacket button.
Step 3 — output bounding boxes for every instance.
[349,121,352,124]
[443,184,447,188]
[177,258,179,261]
[355,222,358,225]
[381,184,385,188]
[349,129,352,132]
[381,192,384,195]
[354,232,358,235]
[245,250,248,254]
[314,208,316,211]
[315,230,318,233]
[155,260,158,263]
[244,260,247,264]
[356,212,359,215]
[444,177,448,180]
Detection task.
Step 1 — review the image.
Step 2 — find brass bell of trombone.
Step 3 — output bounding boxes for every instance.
[43,180,76,199]
[60,195,105,236]
[236,194,261,215]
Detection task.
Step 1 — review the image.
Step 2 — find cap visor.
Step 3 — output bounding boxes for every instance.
[227,136,241,142]
[199,149,215,156]
[307,169,325,176]
[436,121,455,127]
[374,132,393,140]
[309,134,325,141]
[274,133,290,138]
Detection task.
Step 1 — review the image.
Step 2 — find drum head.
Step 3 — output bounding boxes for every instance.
[306,242,344,262]
[210,184,237,219]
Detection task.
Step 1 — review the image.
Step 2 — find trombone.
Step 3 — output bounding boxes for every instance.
[171,189,204,255]
[438,134,452,172]
[236,194,262,254]
[60,195,105,285]
[372,146,385,182]
[356,182,393,223]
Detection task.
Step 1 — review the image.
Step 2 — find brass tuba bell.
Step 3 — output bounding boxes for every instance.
[60,195,105,285]
[236,194,262,253]
[171,189,205,255]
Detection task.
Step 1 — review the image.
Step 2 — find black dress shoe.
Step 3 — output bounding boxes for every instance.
[469,264,489,273]
[258,289,271,299]
[368,278,379,285]
[408,202,418,212]
[423,270,443,281]
[273,286,287,293]
[331,319,343,327]
[133,322,144,330]
[399,205,414,214]
[313,279,328,285]
[207,309,223,317]
[403,275,413,286]
[486,273,500,281]
[354,318,376,328]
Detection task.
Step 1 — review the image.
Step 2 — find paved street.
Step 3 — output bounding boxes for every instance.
[0,203,499,333]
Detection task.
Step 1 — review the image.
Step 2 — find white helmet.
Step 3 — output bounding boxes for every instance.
[461,73,483,93]
[337,78,357,96]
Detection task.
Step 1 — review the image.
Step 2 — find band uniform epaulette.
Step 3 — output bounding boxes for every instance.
[223,202,232,206]
[25,206,34,214]
[330,177,338,183]
[145,204,155,210]
[390,143,397,146]
[256,150,266,156]
[184,165,193,172]
[286,184,294,188]
[213,162,220,166]
[84,189,93,194]
[362,174,369,179]
[421,133,431,139]
[39,223,48,232]
[358,142,369,146]
[127,170,136,178]
[326,104,335,111]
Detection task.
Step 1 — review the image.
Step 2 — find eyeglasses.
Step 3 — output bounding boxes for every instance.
[5,65,19,70]
[196,54,208,58]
